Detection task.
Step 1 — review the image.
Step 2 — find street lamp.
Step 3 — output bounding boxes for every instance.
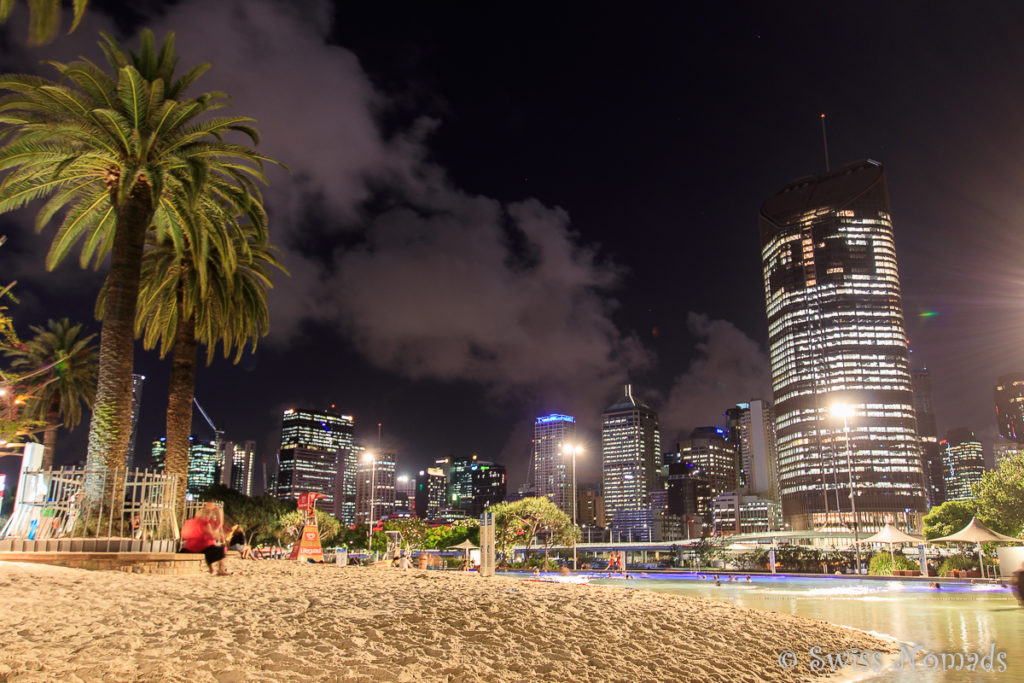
[830,403,862,574]
[561,442,583,571]
[363,452,376,556]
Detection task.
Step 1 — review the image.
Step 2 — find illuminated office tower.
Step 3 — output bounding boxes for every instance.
[994,373,1024,442]
[601,384,661,542]
[760,160,926,531]
[150,438,166,471]
[724,400,779,501]
[469,461,507,515]
[274,408,354,508]
[187,437,218,496]
[222,440,256,496]
[911,369,945,508]
[336,444,361,525]
[125,374,145,469]
[942,428,986,501]
[447,454,478,511]
[355,450,396,525]
[415,467,447,520]
[678,427,738,499]
[533,414,577,516]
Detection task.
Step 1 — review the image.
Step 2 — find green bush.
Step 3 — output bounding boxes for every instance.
[868,552,919,575]
[938,554,976,576]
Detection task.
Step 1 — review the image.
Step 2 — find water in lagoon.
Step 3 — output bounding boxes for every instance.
[589,573,1022,682]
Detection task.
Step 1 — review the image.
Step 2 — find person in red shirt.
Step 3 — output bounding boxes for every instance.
[181,502,230,575]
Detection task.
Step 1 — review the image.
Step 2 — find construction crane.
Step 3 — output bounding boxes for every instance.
[193,397,227,485]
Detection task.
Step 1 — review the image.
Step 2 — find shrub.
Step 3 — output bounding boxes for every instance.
[938,554,976,576]
[868,552,919,575]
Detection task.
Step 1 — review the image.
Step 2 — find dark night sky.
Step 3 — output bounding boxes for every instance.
[3,1,1024,492]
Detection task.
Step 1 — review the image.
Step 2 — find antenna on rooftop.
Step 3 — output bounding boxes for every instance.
[377,422,382,448]
[820,113,831,172]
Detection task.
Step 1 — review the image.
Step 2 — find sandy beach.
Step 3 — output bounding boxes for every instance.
[0,561,895,682]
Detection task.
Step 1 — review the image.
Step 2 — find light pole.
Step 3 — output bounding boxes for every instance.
[562,443,583,571]
[831,404,862,574]
[363,452,376,557]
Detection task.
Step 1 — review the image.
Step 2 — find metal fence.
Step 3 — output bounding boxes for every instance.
[0,467,181,553]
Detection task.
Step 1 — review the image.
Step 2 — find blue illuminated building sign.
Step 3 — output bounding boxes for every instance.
[536,414,575,424]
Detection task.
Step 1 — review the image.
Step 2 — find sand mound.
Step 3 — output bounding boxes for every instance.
[0,561,893,681]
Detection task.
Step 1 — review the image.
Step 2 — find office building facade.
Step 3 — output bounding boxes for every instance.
[679,427,738,499]
[415,467,447,520]
[725,400,780,501]
[942,428,986,501]
[187,437,218,496]
[532,414,577,517]
[469,461,507,515]
[760,160,927,531]
[601,384,661,542]
[994,373,1024,443]
[355,450,396,525]
[275,408,355,508]
[911,369,945,508]
[125,373,145,469]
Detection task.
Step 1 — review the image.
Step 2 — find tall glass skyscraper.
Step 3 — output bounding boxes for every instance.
[759,160,926,531]
[125,374,145,469]
[601,385,660,541]
[911,368,945,508]
[724,400,780,502]
[941,427,986,501]
[994,373,1024,442]
[275,408,354,508]
[533,414,576,516]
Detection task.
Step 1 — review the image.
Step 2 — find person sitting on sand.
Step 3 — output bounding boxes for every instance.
[715,580,721,586]
[181,502,230,576]
[745,576,751,582]
[559,565,571,576]
[227,525,254,560]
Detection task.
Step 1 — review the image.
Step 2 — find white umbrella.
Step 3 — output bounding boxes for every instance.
[447,539,479,567]
[929,517,1020,578]
[858,523,924,575]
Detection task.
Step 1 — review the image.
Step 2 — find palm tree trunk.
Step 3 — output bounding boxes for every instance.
[165,311,197,518]
[85,196,152,473]
[41,408,58,470]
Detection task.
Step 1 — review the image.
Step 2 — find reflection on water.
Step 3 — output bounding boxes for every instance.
[588,573,1022,682]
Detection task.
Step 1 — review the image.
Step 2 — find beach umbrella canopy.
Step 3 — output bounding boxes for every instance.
[929,517,1020,544]
[447,539,478,566]
[857,523,924,575]
[929,517,1021,580]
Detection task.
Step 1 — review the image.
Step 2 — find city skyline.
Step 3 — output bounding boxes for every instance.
[3,2,1024,493]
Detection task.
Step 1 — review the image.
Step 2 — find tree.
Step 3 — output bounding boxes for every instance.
[6,318,96,467]
[972,451,1024,537]
[923,500,978,540]
[490,497,574,561]
[0,0,88,46]
[109,223,283,511]
[0,30,273,481]
[383,517,430,549]
[0,237,43,445]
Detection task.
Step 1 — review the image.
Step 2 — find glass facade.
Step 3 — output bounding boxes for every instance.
[275,408,355,508]
[125,374,145,469]
[533,414,576,516]
[355,451,396,525]
[941,428,986,501]
[679,426,738,499]
[601,384,661,541]
[994,373,1024,442]
[725,400,780,501]
[187,437,218,496]
[911,369,946,508]
[415,467,447,520]
[759,160,926,531]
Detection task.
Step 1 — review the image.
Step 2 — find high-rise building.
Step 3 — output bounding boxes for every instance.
[532,414,577,516]
[275,408,355,509]
[125,374,145,469]
[577,484,605,528]
[469,461,506,515]
[601,384,661,542]
[994,373,1024,442]
[942,428,986,501]
[663,458,712,539]
[724,400,780,501]
[336,444,361,525]
[911,369,945,508]
[447,454,478,511]
[223,440,256,496]
[415,467,447,520]
[355,450,396,525]
[187,437,218,496]
[759,159,927,531]
[678,427,737,499]
[151,438,166,471]
[395,474,417,514]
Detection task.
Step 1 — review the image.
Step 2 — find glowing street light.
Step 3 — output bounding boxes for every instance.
[562,443,583,571]
[830,403,862,574]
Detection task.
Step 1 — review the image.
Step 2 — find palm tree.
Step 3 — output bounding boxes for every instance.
[6,318,97,468]
[0,30,274,480]
[113,220,284,509]
[0,0,88,46]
